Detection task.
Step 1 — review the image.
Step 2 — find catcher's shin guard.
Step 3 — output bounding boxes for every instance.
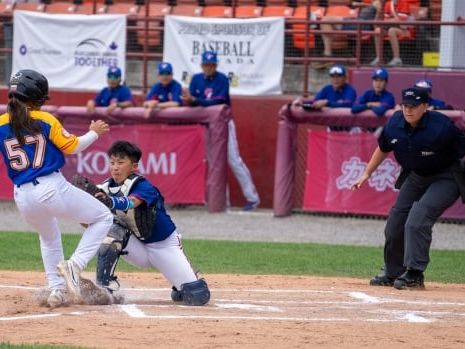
[96,218,130,290]
[178,279,210,306]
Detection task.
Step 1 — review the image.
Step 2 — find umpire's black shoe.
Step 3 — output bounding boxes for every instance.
[393,269,425,290]
[369,266,395,286]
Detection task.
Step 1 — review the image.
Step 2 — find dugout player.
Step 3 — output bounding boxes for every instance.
[352,87,465,289]
[183,50,260,210]
[143,62,182,118]
[414,79,451,110]
[351,68,395,117]
[86,66,134,115]
[94,141,210,306]
[0,70,113,307]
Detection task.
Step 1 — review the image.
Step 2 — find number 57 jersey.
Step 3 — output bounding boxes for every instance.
[0,111,79,185]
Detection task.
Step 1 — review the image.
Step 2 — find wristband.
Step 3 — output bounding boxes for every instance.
[110,196,135,211]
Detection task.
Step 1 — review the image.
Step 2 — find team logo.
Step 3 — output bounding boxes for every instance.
[204,88,213,99]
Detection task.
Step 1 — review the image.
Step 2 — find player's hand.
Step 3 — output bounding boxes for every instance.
[312,100,327,109]
[86,100,96,114]
[351,172,370,190]
[367,102,381,108]
[89,120,110,136]
[143,107,153,119]
[107,102,118,115]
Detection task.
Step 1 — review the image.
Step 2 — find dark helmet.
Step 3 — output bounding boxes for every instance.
[8,69,49,105]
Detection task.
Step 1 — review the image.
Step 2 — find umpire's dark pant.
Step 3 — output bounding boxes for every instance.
[384,170,459,278]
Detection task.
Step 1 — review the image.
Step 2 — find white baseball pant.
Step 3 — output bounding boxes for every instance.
[14,171,113,290]
[123,231,197,289]
[227,119,259,203]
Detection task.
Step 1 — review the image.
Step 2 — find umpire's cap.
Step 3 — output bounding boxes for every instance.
[401,87,429,105]
[202,51,218,64]
[9,69,49,105]
[372,68,389,81]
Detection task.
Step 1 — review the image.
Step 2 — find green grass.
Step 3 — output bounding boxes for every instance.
[1,231,465,283]
[0,344,87,349]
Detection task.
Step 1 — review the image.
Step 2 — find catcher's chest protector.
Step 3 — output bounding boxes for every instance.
[99,174,146,238]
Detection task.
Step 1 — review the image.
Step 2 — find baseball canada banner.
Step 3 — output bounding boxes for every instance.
[163,15,284,95]
[0,125,206,204]
[303,130,465,219]
[12,11,126,90]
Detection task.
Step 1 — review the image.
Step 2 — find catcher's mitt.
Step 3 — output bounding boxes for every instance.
[72,174,113,208]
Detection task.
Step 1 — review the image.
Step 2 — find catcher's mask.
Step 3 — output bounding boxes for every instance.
[8,69,50,105]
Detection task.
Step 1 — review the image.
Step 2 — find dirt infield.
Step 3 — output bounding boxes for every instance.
[1,271,465,348]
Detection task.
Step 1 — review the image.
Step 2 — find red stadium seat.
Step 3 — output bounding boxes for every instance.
[325,5,358,18]
[74,3,95,15]
[104,3,140,17]
[45,2,77,14]
[235,6,262,18]
[14,3,46,12]
[170,4,203,17]
[202,6,233,18]
[291,6,325,51]
[261,6,294,18]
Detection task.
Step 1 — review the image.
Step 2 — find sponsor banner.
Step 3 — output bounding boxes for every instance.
[0,125,206,204]
[163,15,284,95]
[303,130,465,219]
[12,11,126,90]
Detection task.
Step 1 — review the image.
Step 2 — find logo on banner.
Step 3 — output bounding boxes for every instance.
[74,38,119,68]
[336,156,400,192]
[17,43,61,56]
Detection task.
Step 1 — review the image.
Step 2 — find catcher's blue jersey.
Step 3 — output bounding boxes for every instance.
[0,111,79,185]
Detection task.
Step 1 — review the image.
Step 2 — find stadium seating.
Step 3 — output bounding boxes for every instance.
[14,2,46,12]
[74,3,95,15]
[98,2,140,17]
[170,4,203,16]
[323,5,358,51]
[261,6,294,18]
[291,6,325,51]
[136,4,171,49]
[235,5,262,18]
[45,2,77,14]
[202,6,233,18]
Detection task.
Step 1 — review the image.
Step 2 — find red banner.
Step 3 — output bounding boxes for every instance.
[0,124,206,204]
[303,130,465,219]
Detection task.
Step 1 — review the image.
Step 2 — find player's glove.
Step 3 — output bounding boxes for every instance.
[71,174,113,209]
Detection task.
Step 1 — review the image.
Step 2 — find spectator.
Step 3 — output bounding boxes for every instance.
[414,79,452,110]
[319,0,381,62]
[303,65,357,110]
[370,0,416,66]
[86,66,134,115]
[352,68,395,116]
[143,62,182,118]
[183,51,260,211]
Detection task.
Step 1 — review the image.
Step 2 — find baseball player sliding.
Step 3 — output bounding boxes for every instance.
[0,70,112,308]
[74,141,210,306]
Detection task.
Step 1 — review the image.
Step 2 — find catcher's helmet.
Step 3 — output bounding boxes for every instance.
[8,69,49,105]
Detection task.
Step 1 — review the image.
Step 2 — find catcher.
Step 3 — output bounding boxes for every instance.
[73,141,210,306]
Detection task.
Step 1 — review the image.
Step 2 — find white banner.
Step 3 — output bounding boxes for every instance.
[13,11,126,90]
[163,16,284,96]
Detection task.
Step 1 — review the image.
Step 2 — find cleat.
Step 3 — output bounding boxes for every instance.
[57,260,82,301]
[394,270,425,290]
[47,289,68,308]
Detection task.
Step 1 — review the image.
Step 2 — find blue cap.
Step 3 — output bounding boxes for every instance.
[107,66,122,79]
[158,62,173,75]
[415,79,432,92]
[372,68,389,81]
[201,51,218,64]
[329,65,346,76]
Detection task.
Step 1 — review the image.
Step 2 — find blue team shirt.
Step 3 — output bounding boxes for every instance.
[314,83,357,108]
[0,111,79,185]
[95,85,133,107]
[145,80,182,105]
[189,71,230,106]
[108,177,176,243]
[351,89,395,116]
[378,110,465,175]
[429,97,447,109]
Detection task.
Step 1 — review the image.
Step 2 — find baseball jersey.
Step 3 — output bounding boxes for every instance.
[95,85,133,107]
[0,111,79,185]
[378,110,465,176]
[189,71,230,106]
[428,97,447,109]
[107,176,176,243]
[145,80,182,105]
[351,89,396,116]
[314,83,357,108]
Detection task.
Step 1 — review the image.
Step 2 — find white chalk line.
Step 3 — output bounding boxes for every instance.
[0,311,87,322]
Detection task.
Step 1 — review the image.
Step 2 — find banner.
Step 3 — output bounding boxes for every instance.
[12,11,126,90]
[0,125,206,204]
[163,15,284,95]
[303,130,465,219]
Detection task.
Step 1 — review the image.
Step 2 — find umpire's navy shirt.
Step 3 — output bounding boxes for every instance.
[378,110,465,176]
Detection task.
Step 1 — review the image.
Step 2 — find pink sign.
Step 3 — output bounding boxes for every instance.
[303,130,465,219]
[0,124,206,204]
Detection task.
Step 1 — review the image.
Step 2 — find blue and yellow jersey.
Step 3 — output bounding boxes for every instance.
[0,111,79,185]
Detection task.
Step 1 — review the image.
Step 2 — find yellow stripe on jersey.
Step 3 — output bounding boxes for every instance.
[30,111,79,154]
[0,113,10,126]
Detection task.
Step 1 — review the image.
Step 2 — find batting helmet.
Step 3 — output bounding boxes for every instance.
[9,69,49,105]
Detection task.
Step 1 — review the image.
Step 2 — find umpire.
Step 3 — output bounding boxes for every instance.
[352,87,465,289]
